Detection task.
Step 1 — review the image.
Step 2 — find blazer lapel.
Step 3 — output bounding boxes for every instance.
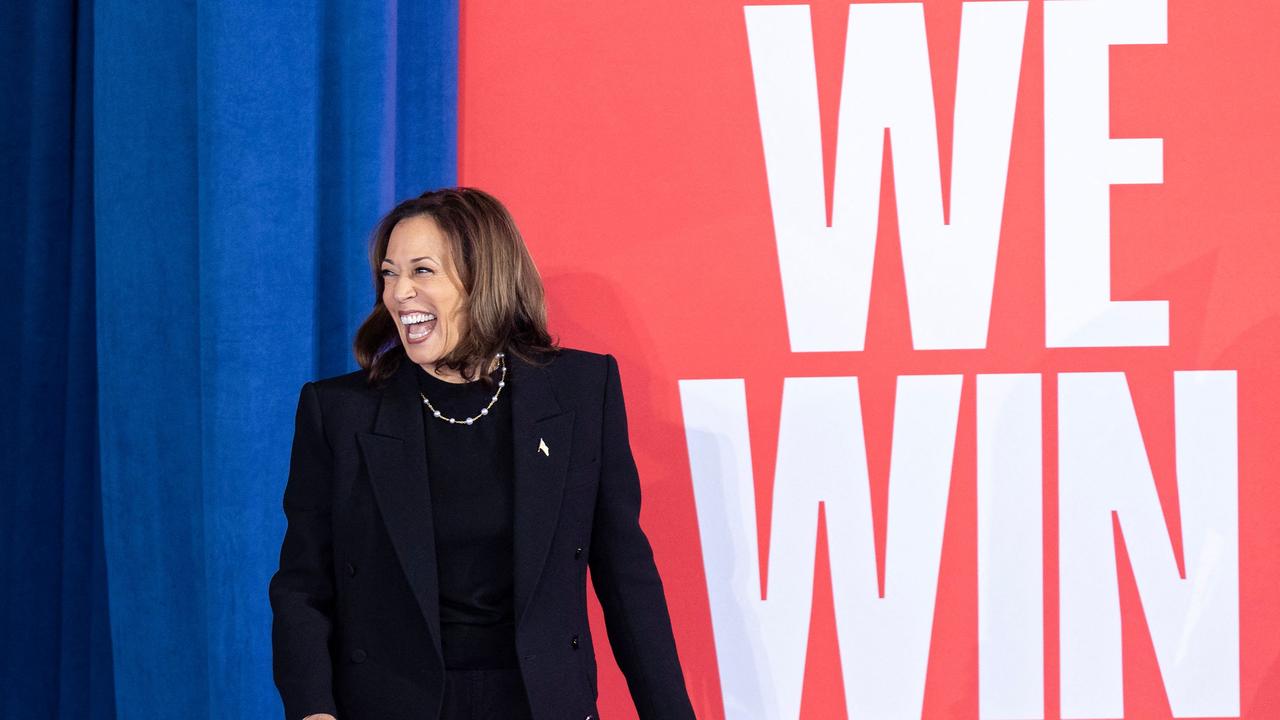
[357,357,444,659]
[507,350,575,628]
[356,350,575,661]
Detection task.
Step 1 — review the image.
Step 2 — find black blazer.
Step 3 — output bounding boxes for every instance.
[268,347,697,720]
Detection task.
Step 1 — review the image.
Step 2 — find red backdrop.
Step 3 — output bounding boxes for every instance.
[459,1,1280,717]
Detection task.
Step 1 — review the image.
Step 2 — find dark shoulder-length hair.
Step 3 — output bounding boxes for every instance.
[354,186,561,389]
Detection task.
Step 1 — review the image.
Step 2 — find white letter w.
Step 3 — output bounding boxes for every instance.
[679,374,961,719]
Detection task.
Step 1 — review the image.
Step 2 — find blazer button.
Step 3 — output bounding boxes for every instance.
[345,562,357,577]
[350,648,367,664]
[574,547,583,559]
[571,634,579,650]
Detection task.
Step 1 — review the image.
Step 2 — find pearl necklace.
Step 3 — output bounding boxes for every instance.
[418,352,506,425]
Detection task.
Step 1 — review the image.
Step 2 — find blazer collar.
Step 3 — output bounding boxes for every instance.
[356,349,576,660]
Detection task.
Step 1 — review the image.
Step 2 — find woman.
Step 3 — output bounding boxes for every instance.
[268,187,697,720]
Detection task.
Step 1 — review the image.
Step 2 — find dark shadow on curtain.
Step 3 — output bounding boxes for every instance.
[0,0,117,718]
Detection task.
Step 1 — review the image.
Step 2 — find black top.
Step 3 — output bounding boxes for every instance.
[413,360,518,670]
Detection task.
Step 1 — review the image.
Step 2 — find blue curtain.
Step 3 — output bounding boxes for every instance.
[2,1,458,717]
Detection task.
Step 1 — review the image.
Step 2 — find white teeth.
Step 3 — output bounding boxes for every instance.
[404,311,434,339]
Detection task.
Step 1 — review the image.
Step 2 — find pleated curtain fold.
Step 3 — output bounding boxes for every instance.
[1,1,458,717]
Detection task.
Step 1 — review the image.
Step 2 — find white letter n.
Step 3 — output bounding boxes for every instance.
[1058,371,1238,718]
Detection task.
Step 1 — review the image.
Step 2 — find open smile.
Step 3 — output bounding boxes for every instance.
[400,311,437,344]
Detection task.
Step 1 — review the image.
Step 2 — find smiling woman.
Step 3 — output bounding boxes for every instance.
[268,187,697,720]
[379,216,467,374]
[355,188,558,389]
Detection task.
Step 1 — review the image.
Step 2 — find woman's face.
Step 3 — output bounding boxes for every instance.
[381,215,468,374]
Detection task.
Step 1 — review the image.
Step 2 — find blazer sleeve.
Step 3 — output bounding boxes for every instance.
[268,381,340,720]
[589,354,698,719]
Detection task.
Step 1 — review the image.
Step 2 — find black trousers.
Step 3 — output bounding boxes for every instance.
[440,667,534,720]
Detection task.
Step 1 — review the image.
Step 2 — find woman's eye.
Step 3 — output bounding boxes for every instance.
[380,269,394,277]
[416,267,433,274]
